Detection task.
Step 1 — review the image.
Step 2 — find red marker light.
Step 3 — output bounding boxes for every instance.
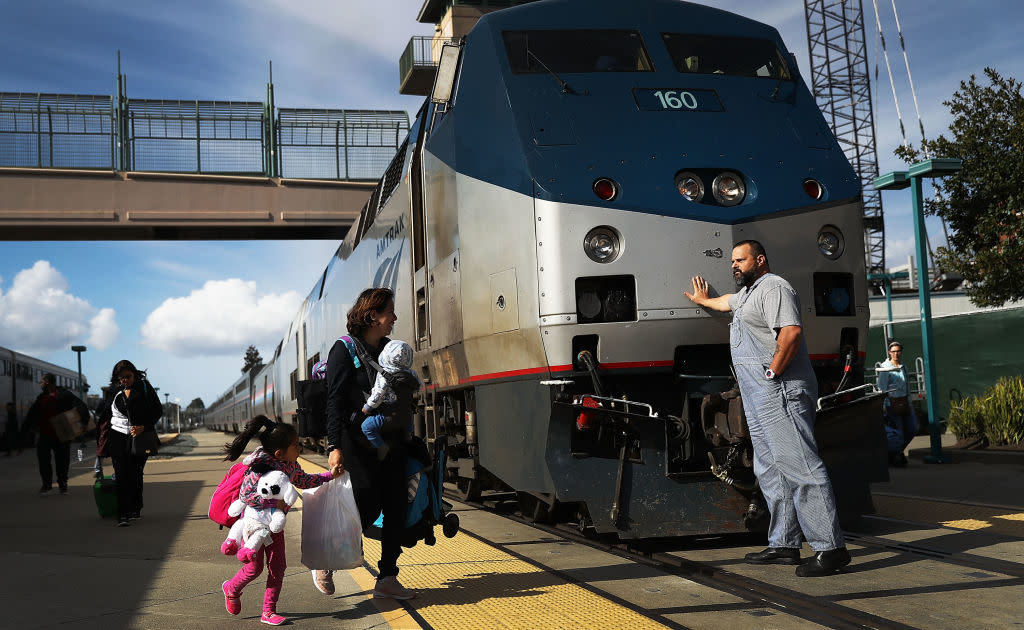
[576,396,601,431]
[593,178,618,201]
[803,179,824,200]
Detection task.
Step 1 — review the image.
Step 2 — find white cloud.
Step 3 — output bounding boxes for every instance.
[0,261,119,355]
[140,278,302,357]
[88,308,120,350]
[885,236,917,268]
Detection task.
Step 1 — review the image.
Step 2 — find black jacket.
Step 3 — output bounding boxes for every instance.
[97,377,163,434]
[325,336,388,450]
[23,387,89,443]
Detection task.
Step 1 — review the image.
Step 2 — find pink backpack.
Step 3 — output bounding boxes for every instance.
[208,461,249,528]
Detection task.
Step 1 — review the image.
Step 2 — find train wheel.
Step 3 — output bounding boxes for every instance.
[455,477,481,502]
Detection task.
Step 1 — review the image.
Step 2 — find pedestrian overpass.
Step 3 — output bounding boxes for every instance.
[0,92,409,240]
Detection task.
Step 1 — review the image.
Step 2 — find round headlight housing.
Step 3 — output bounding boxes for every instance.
[675,171,704,202]
[584,226,621,263]
[712,171,746,206]
[817,225,845,260]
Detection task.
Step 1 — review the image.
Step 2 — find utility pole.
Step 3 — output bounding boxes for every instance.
[71,346,87,401]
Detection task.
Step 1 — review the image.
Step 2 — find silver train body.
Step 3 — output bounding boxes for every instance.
[2,346,86,430]
[208,0,887,538]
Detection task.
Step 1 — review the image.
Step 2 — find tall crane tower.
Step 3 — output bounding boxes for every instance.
[804,0,885,275]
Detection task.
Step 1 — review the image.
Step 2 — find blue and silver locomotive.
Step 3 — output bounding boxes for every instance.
[208,0,886,539]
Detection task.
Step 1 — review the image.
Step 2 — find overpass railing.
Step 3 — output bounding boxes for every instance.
[0,91,409,181]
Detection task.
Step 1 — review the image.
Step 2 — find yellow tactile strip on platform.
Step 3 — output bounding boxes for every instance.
[362,536,669,630]
[873,494,1024,536]
[296,457,667,628]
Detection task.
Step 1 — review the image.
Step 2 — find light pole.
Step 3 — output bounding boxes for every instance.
[175,398,181,433]
[867,271,909,348]
[873,157,962,464]
[70,345,87,401]
[164,393,170,433]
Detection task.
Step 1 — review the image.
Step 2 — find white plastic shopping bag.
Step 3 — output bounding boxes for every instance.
[300,472,364,570]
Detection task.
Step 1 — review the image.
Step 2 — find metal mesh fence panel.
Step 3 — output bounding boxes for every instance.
[126,99,265,174]
[0,93,114,168]
[277,109,409,180]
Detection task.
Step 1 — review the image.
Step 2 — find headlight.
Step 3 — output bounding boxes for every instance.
[675,171,704,202]
[817,225,845,259]
[583,226,621,263]
[711,171,746,206]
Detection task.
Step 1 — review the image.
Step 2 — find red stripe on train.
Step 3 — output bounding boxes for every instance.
[423,352,866,389]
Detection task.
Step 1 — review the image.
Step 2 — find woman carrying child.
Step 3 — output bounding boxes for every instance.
[314,287,417,600]
[221,415,342,625]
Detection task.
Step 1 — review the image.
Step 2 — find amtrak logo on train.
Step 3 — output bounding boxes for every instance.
[376,215,406,259]
[373,240,405,292]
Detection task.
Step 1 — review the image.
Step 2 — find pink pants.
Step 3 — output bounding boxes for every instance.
[224,531,286,613]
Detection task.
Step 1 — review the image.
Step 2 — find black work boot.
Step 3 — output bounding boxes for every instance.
[796,547,851,576]
[744,547,801,565]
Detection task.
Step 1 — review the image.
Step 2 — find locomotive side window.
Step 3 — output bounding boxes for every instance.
[503,30,654,74]
[661,34,792,80]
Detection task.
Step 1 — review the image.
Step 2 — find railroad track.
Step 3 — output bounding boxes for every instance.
[447,489,1024,630]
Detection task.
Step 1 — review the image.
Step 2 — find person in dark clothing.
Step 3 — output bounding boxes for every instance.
[95,360,163,526]
[23,373,89,494]
[4,401,22,456]
[311,287,416,601]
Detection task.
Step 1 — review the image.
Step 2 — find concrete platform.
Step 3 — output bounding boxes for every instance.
[5,429,1024,629]
[1,431,414,630]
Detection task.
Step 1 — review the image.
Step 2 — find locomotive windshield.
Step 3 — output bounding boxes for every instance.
[503,30,654,74]
[661,33,792,80]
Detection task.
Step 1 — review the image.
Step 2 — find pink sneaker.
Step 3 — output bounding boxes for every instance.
[261,611,287,625]
[372,575,417,600]
[222,581,240,615]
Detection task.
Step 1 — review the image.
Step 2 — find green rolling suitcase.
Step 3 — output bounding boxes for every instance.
[93,475,117,518]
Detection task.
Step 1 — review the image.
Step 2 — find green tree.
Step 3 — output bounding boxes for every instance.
[242,345,263,373]
[894,67,1024,307]
[186,397,205,412]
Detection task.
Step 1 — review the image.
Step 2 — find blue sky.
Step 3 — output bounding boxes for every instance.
[1,0,1022,408]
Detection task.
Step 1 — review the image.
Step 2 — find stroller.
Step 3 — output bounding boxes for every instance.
[365,436,459,548]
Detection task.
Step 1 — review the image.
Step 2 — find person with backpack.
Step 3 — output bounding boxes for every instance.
[95,360,162,526]
[220,415,342,626]
[314,287,417,601]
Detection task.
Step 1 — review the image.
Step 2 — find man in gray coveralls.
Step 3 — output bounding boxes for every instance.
[685,240,851,577]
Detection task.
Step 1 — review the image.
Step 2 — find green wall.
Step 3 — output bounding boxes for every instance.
[867,307,1024,421]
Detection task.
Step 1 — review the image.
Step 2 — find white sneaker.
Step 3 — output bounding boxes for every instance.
[373,575,417,600]
[312,569,335,595]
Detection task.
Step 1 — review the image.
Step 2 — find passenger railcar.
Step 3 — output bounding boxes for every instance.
[208,0,887,538]
[1,346,87,435]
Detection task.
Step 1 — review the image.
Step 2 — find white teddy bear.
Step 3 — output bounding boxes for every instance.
[220,470,298,563]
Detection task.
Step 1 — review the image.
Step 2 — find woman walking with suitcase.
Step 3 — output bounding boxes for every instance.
[95,360,163,526]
